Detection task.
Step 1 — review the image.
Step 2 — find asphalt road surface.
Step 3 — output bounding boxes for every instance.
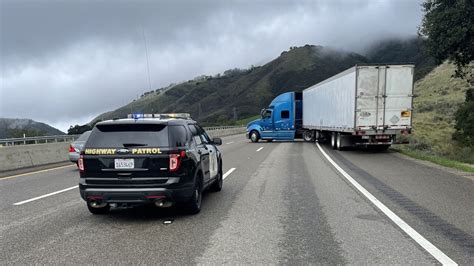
[1,134,473,264]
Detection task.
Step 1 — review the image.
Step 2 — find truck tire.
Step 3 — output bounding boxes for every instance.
[303,130,314,142]
[336,133,343,150]
[210,163,223,192]
[250,131,260,143]
[331,132,337,149]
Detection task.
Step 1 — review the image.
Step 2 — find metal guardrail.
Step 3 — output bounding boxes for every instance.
[203,125,244,131]
[0,135,80,146]
[0,126,245,146]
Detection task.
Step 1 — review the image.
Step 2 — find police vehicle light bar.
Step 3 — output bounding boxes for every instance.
[127,113,192,120]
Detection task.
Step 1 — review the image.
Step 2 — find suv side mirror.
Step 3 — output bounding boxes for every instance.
[212,138,222,146]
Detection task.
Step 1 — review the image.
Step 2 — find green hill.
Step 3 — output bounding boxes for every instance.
[92,37,435,127]
[399,62,473,164]
[92,45,368,125]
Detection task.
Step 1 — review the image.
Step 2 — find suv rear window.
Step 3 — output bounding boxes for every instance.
[86,124,169,148]
[85,124,189,148]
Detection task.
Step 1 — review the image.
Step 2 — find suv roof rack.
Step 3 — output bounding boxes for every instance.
[127,113,192,120]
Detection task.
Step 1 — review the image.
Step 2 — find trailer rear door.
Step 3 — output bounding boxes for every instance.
[356,65,413,131]
[384,65,413,129]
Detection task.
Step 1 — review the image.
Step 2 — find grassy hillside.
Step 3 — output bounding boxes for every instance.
[0,118,64,138]
[397,62,473,164]
[93,45,368,126]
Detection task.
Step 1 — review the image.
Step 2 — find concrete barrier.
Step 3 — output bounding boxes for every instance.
[0,142,70,172]
[206,127,246,138]
[0,127,247,172]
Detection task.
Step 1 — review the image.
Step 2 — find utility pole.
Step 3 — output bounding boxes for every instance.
[142,27,152,94]
[198,103,202,119]
[233,107,237,120]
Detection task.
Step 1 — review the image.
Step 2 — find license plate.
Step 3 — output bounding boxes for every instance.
[114,159,134,169]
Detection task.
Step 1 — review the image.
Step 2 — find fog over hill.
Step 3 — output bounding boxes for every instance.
[0,0,425,131]
[91,37,436,126]
[0,118,64,138]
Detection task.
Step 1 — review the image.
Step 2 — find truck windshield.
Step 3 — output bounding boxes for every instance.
[262,109,272,119]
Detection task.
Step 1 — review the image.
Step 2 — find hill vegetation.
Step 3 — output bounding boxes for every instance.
[92,45,368,126]
[0,118,64,138]
[396,62,473,164]
[91,37,435,127]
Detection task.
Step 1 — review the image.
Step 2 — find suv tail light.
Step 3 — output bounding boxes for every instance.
[69,145,76,152]
[78,155,85,171]
[169,151,186,172]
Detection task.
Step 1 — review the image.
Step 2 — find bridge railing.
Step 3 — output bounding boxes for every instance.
[0,126,246,146]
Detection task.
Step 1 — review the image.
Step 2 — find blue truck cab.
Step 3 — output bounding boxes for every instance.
[246,92,302,142]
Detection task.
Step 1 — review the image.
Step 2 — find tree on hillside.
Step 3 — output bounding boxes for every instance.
[453,88,474,146]
[419,0,473,79]
[7,128,46,138]
[68,124,92,135]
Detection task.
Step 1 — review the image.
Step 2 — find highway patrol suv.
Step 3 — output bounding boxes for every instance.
[78,113,223,215]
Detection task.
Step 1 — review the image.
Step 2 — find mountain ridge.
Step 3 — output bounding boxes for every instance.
[0,118,65,138]
[88,37,435,127]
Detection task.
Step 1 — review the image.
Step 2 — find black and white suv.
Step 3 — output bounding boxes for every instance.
[78,114,223,215]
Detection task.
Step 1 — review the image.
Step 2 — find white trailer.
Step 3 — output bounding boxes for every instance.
[302,64,414,150]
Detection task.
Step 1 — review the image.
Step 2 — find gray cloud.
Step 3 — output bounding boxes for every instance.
[0,0,423,131]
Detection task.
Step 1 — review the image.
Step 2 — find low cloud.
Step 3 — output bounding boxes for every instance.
[0,0,423,131]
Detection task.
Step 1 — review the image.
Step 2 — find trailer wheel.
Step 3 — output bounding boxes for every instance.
[250,131,260,143]
[303,130,314,142]
[331,132,337,149]
[336,133,343,150]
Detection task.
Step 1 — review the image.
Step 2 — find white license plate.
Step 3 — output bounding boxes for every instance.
[114,159,134,169]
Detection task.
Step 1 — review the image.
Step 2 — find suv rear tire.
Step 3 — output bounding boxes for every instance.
[186,175,203,214]
[210,164,223,192]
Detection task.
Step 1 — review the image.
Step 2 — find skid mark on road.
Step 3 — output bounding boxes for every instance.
[328,149,474,257]
[280,143,346,264]
[317,143,457,265]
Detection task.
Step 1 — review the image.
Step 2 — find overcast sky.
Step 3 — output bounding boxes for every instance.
[1,0,424,132]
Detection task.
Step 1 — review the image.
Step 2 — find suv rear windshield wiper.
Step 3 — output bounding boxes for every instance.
[122,143,148,147]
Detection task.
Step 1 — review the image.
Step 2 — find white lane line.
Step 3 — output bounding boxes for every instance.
[226,141,234,144]
[316,143,456,265]
[256,147,263,152]
[13,185,79,206]
[223,168,236,180]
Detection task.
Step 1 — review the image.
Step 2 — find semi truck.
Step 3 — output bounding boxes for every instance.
[246,64,414,150]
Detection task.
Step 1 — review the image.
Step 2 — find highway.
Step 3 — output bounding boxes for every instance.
[1,134,472,264]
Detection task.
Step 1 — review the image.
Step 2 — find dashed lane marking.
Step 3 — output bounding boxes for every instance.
[223,168,236,180]
[13,185,78,206]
